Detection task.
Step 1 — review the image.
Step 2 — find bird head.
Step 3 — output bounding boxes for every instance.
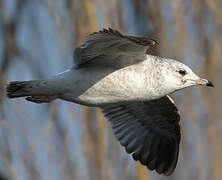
[161,59,214,93]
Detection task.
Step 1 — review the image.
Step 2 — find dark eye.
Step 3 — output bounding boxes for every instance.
[178,70,186,76]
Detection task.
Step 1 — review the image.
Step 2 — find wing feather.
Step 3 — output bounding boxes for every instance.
[101,95,180,176]
[73,28,157,68]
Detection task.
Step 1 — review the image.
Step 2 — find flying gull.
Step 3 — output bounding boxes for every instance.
[6,28,214,176]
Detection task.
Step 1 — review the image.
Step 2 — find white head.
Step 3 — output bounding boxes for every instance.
[159,58,213,93]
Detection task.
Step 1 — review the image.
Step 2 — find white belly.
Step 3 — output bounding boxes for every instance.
[74,64,158,106]
[59,56,167,106]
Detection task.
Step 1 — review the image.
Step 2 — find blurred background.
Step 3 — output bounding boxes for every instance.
[0,0,221,179]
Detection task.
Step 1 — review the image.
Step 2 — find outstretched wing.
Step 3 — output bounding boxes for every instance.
[73,28,157,68]
[101,96,181,176]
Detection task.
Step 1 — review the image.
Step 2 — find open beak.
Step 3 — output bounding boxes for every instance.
[195,78,214,87]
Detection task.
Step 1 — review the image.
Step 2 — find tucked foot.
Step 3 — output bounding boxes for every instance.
[26,95,59,103]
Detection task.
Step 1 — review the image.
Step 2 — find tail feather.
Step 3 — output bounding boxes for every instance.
[6,80,61,103]
[6,81,33,98]
[6,79,60,99]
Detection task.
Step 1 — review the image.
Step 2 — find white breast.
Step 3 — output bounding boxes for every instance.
[76,60,159,106]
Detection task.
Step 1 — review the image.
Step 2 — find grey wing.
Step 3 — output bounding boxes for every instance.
[73,28,157,68]
[101,96,181,176]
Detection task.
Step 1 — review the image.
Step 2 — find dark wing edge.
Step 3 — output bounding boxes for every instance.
[89,28,157,46]
[73,28,157,67]
[101,96,181,176]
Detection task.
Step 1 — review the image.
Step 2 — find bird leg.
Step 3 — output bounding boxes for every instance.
[25,95,59,103]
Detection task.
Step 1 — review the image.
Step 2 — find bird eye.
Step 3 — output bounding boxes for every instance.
[178,70,186,76]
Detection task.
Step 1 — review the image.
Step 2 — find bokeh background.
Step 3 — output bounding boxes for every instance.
[0,0,221,180]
